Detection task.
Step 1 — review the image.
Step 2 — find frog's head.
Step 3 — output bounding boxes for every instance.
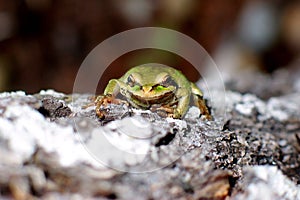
[124,71,177,103]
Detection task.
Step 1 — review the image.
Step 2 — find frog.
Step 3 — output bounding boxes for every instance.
[95,65,211,120]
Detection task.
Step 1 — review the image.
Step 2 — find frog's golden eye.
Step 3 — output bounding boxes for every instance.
[161,75,177,88]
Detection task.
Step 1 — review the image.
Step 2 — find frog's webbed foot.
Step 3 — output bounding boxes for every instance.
[95,95,129,119]
[150,104,181,119]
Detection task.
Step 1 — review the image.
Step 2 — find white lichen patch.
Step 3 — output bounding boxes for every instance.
[0,91,26,98]
[84,126,151,170]
[0,103,102,168]
[103,116,152,155]
[235,103,255,116]
[234,166,300,200]
[234,93,266,116]
[225,91,300,122]
[225,91,243,112]
[267,94,300,121]
[39,89,66,98]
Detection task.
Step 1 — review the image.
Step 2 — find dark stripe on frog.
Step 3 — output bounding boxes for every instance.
[128,91,175,109]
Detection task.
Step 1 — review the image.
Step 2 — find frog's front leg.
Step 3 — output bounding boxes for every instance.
[150,104,175,118]
[95,79,128,119]
[150,89,189,119]
[191,83,211,120]
[172,88,190,119]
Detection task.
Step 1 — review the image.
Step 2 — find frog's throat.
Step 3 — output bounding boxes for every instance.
[128,91,175,108]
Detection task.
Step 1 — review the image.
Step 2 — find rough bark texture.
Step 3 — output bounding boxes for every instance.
[0,70,300,199]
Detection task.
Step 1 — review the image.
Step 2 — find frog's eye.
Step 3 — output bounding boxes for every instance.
[161,75,177,88]
[127,75,135,87]
[127,75,142,89]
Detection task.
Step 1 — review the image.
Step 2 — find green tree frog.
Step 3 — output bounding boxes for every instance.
[95,65,211,119]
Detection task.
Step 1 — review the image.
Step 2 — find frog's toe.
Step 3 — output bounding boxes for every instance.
[95,107,106,120]
[200,113,212,120]
[150,105,175,118]
[171,110,182,119]
[95,95,129,120]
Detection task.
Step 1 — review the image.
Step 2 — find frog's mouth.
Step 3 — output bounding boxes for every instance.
[129,91,175,106]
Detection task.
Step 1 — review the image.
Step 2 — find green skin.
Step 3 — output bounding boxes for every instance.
[96,66,211,119]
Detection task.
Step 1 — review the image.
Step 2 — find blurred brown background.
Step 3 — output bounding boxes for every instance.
[0,0,300,94]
